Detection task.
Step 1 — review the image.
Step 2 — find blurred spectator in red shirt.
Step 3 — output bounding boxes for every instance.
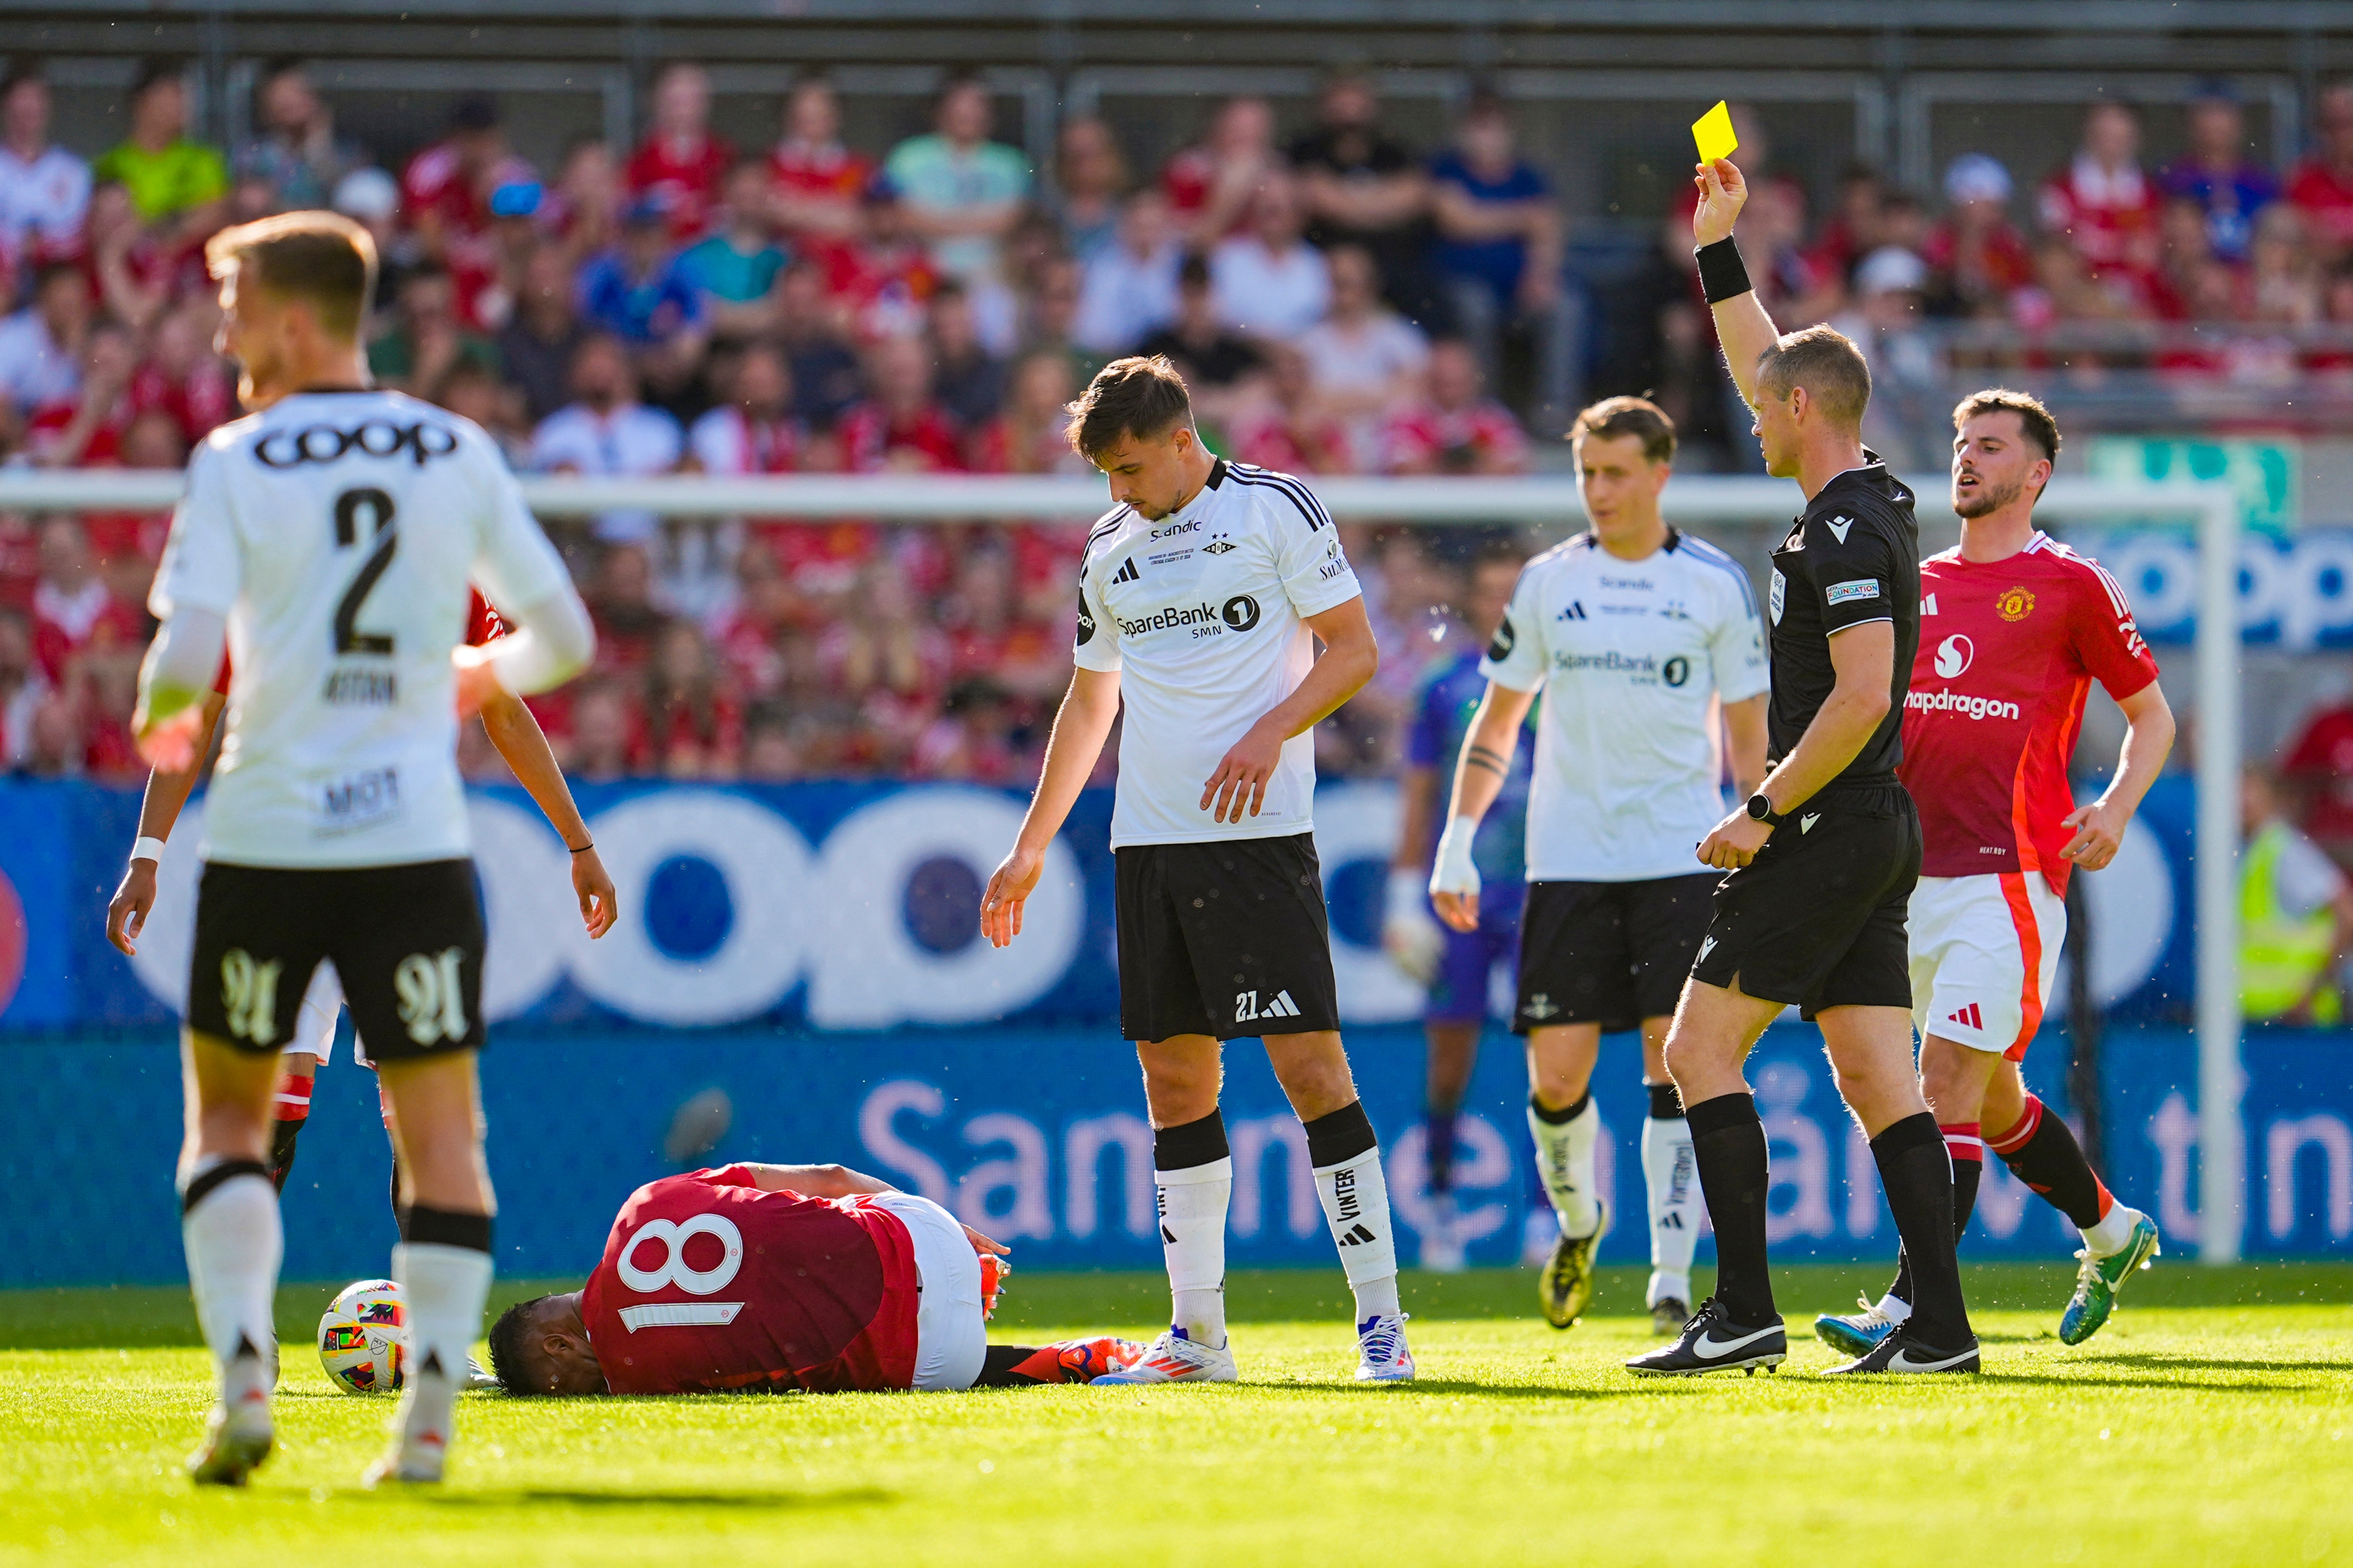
[26,321,135,467]
[2039,103,2162,287]
[1,66,91,284]
[31,516,142,683]
[1922,154,2035,319]
[840,334,964,472]
[400,95,535,325]
[833,176,939,343]
[540,135,620,264]
[2288,82,2353,264]
[1165,95,1282,250]
[2284,697,2353,863]
[128,297,233,443]
[562,681,640,782]
[710,539,799,702]
[2159,83,2278,267]
[644,620,742,777]
[83,180,178,336]
[1052,115,1129,263]
[1226,341,1351,474]
[1805,162,1883,288]
[689,339,807,475]
[2250,202,2323,327]
[768,74,870,281]
[74,641,144,781]
[942,545,1067,701]
[929,281,1006,430]
[626,63,733,243]
[1381,338,1530,475]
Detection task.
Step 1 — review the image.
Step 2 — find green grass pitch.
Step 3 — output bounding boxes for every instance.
[4,1263,2350,1567]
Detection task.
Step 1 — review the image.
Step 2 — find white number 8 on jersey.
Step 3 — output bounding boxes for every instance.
[616,1213,745,1296]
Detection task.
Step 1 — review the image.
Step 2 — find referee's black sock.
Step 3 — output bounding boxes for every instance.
[1872,1113,1972,1346]
[1683,1092,1776,1325]
[1886,1122,1983,1310]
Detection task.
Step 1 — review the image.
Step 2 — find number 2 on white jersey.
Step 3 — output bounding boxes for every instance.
[332,486,397,656]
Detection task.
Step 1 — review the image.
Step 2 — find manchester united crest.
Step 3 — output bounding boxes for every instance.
[1996,586,2035,621]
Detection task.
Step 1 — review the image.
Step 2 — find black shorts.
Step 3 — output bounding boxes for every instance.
[1513,873,1719,1035]
[187,858,487,1060]
[1114,833,1340,1043]
[1689,781,1921,1021]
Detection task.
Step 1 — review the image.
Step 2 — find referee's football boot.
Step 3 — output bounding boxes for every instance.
[1813,1295,1904,1358]
[186,1340,273,1486]
[1624,1297,1786,1376]
[2059,1211,2161,1346]
[1092,1326,1238,1385]
[1538,1201,1609,1330]
[1822,1322,1981,1376]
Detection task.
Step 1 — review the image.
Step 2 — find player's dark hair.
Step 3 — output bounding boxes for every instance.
[1953,386,2061,464]
[1,59,47,98]
[1570,395,1676,466]
[1066,355,1194,461]
[129,56,186,103]
[486,1296,552,1396]
[205,210,378,341]
[1755,324,1872,431]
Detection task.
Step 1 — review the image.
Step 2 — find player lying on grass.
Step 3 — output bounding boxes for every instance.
[488,1161,1142,1396]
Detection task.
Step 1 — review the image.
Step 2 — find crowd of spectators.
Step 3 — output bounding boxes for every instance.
[2,56,2353,784]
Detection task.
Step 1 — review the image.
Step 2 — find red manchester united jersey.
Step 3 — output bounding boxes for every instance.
[580,1167,920,1395]
[1900,532,2159,893]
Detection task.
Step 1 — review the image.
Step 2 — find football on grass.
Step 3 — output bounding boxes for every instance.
[317,1278,407,1394]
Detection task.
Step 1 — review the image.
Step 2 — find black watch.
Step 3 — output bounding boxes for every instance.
[1745,793,1784,827]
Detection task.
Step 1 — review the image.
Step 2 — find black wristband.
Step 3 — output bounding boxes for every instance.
[1695,237,1753,304]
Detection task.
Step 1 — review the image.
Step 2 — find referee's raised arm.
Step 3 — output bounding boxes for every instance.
[1690,158,1778,412]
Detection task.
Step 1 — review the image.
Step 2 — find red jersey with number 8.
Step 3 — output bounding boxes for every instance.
[579,1166,921,1395]
[1899,532,2159,894]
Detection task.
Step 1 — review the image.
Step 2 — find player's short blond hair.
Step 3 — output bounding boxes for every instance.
[1569,396,1676,466]
[204,210,377,342]
[1755,324,1871,431]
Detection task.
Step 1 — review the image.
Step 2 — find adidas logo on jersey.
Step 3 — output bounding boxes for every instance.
[1336,1224,1380,1246]
[1232,988,1301,1023]
[1923,593,1939,615]
[1558,601,1589,620]
[1113,557,1141,583]
[1946,1002,1985,1031]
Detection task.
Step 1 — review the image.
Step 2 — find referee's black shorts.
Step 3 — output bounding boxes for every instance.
[1689,780,1921,1021]
[1114,833,1341,1043]
[1513,873,1718,1035]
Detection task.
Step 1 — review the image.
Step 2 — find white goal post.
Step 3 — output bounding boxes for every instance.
[0,467,2248,1261]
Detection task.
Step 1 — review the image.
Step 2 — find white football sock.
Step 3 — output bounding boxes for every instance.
[1872,1293,1915,1324]
[2082,1201,2147,1259]
[394,1241,493,1449]
[1528,1095,1602,1239]
[1156,1158,1231,1349]
[180,1159,282,1393]
[1641,1109,1701,1304]
[1314,1145,1401,1321]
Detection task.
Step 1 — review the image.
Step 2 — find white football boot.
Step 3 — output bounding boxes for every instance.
[1354,1313,1416,1383]
[1091,1327,1238,1384]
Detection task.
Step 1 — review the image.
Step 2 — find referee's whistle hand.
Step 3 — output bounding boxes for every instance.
[1697,808,1771,870]
[981,847,1043,948]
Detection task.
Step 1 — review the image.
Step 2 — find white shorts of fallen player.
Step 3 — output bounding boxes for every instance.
[1907,872,2066,1062]
[868,1191,989,1391]
[279,962,369,1068]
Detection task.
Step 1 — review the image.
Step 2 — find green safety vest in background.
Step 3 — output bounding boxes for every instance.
[2240,822,2343,1024]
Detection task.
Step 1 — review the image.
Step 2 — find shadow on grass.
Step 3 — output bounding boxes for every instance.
[349,1486,897,1511]
[2068,1352,2353,1376]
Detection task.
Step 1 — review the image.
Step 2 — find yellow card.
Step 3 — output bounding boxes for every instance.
[1692,101,1738,165]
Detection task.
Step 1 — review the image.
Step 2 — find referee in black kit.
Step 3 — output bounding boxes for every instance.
[1626,155,1977,1377]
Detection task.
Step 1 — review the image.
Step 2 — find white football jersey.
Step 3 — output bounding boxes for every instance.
[150,389,575,869]
[1481,528,1769,882]
[1073,458,1362,847]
